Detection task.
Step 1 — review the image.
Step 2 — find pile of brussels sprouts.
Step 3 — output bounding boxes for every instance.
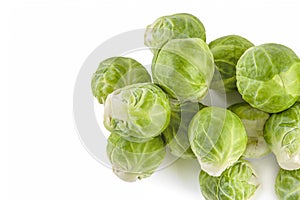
[91,13,300,200]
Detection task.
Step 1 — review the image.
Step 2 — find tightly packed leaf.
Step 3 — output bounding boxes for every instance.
[236,43,300,113]
[188,106,247,176]
[275,168,300,200]
[107,133,166,182]
[199,159,259,200]
[162,99,205,159]
[91,57,151,104]
[104,83,171,142]
[152,38,215,102]
[228,102,270,158]
[209,35,254,92]
[264,102,300,170]
[145,13,206,53]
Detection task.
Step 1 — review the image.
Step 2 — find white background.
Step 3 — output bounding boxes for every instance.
[5,0,300,200]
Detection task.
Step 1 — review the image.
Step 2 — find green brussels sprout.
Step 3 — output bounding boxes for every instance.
[104,83,171,142]
[228,102,270,158]
[91,57,151,104]
[264,102,300,170]
[275,168,300,200]
[152,38,215,102]
[107,133,166,182]
[188,106,247,176]
[209,35,254,92]
[236,43,300,113]
[162,99,206,159]
[145,13,206,53]
[199,159,259,200]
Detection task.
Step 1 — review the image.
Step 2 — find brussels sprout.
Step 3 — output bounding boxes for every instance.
[91,57,151,104]
[152,38,215,102]
[209,35,254,92]
[107,133,166,182]
[199,159,259,200]
[236,43,300,113]
[145,13,206,53]
[104,83,171,142]
[264,102,300,170]
[228,102,270,158]
[162,99,206,159]
[188,106,247,176]
[275,168,300,200]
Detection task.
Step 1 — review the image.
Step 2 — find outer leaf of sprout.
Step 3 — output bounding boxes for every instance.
[107,133,166,182]
[189,106,247,176]
[209,35,254,92]
[145,13,206,53]
[91,57,151,104]
[199,159,259,200]
[104,83,171,142]
[236,43,300,113]
[264,102,300,170]
[152,38,214,102]
[275,168,300,200]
